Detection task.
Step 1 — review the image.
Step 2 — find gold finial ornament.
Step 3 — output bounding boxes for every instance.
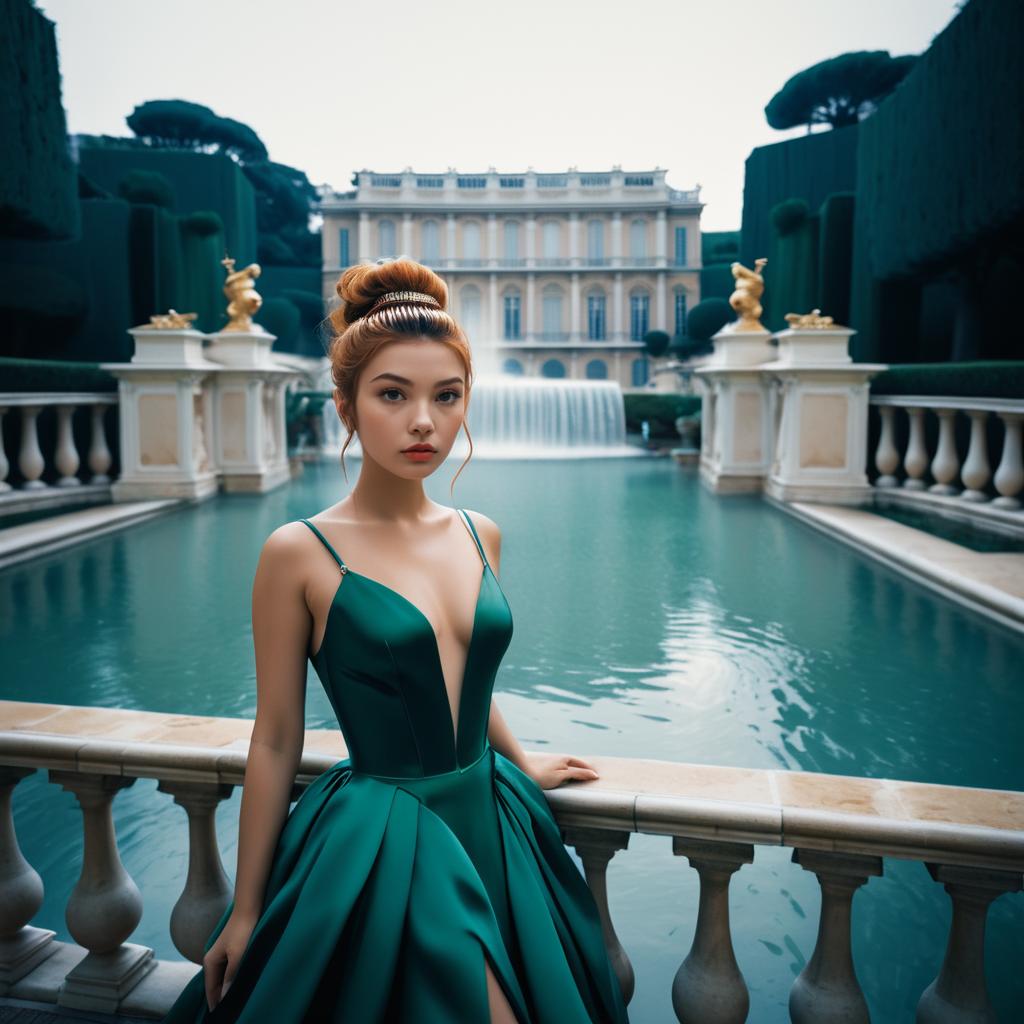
[221,254,263,332]
[144,309,199,330]
[784,309,837,329]
[728,258,769,331]
[366,290,442,318]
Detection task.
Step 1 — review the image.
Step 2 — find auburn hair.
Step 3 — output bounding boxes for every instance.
[324,257,475,490]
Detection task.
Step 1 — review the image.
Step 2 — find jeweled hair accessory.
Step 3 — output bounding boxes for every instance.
[366,290,442,317]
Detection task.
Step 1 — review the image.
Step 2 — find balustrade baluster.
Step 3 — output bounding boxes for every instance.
[562,824,634,1003]
[671,837,753,1024]
[929,408,961,495]
[789,848,883,1024]
[916,862,1022,1024]
[992,412,1023,509]
[874,406,900,487]
[959,410,991,502]
[0,767,57,989]
[903,407,929,490]
[47,771,154,1012]
[158,779,235,965]
[0,407,11,492]
[87,403,114,484]
[18,406,46,490]
[54,404,82,488]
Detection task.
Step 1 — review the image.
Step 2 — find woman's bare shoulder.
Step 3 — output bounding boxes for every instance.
[459,508,502,559]
[255,521,325,587]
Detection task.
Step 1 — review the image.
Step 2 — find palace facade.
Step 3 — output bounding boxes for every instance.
[317,167,703,388]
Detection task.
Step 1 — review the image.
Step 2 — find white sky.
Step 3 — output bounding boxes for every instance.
[37,0,960,231]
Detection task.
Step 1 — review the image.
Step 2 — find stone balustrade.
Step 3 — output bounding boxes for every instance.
[870,396,1024,517]
[0,393,118,513]
[1,700,1021,1021]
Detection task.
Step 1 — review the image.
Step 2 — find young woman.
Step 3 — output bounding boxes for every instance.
[162,257,630,1023]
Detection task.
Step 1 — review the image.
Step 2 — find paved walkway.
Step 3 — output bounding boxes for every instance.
[0,501,183,570]
[779,499,1024,633]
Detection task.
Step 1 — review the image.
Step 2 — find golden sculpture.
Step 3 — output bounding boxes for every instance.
[221,254,263,332]
[784,309,836,329]
[143,309,198,330]
[727,258,769,331]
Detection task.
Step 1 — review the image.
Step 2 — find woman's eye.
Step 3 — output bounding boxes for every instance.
[379,388,461,403]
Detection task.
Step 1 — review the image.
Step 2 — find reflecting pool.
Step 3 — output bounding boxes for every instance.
[3,457,1022,1021]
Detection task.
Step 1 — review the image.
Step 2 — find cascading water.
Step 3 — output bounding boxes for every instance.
[318,369,642,459]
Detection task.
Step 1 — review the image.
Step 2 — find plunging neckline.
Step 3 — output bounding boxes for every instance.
[313,559,491,750]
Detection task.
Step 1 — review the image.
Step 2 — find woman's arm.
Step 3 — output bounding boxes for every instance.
[471,510,600,790]
[487,700,532,773]
[203,525,313,1008]
[231,525,311,917]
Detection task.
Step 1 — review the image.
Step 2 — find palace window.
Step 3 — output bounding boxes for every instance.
[463,222,481,261]
[674,226,688,267]
[378,219,396,258]
[504,293,521,340]
[630,219,647,260]
[587,293,607,340]
[422,220,440,263]
[674,291,688,338]
[504,221,520,263]
[542,221,560,259]
[630,293,650,341]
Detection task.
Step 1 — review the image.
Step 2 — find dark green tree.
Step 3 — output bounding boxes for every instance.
[124,101,318,267]
[243,159,319,265]
[126,100,268,161]
[765,51,917,130]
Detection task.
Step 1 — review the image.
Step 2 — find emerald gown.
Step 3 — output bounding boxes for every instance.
[162,509,629,1022]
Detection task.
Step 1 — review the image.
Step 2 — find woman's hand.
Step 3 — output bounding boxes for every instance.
[203,909,258,1011]
[525,754,600,790]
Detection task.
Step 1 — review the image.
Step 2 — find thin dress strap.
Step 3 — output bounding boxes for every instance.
[457,509,491,571]
[299,519,348,573]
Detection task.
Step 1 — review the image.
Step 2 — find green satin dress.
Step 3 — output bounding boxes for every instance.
[162,508,629,1023]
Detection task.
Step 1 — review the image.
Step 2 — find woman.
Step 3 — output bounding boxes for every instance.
[162,257,630,1023]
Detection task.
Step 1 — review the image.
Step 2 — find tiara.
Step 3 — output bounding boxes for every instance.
[366,290,442,318]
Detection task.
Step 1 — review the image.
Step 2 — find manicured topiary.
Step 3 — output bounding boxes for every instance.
[643,329,671,358]
[117,169,176,209]
[771,198,810,237]
[179,210,224,238]
[687,298,735,341]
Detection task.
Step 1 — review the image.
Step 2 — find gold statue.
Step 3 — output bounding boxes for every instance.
[221,254,263,332]
[143,310,198,330]
[784,309,836,329]
[728,258,768,331]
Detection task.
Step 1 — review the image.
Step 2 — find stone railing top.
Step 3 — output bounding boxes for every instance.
[0,392,119,406]
[2,701,1022,872]
[869,394,1024,414]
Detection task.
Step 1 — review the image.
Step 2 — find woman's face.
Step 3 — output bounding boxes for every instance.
[341,338,468,478]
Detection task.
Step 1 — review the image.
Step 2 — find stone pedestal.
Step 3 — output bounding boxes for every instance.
[101,328,221,503]
[693,323,777,493]
[205,328,295,493]
[761,326,887,505]
[205,325,276,368]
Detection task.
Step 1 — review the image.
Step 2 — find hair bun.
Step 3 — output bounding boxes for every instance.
[334,256,448,330]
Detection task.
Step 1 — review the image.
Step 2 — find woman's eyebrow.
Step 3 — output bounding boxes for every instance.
[368,372,464,386]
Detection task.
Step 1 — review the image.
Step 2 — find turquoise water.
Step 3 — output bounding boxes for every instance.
[2,457,1022,1021]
